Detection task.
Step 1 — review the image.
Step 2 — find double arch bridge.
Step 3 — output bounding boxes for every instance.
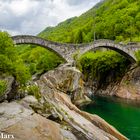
[12,35,140,63]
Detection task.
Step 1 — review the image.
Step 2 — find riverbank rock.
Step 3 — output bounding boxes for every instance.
[30,64,128,140]
[0,100,77,140]
[0,64,128,140]
[84,70,123,97]
[37,63,91,106]
[85,65,140,101]
[0,76,15,102]
[0,75,25,102]
[114,66,140,100]
[0,95,127,140]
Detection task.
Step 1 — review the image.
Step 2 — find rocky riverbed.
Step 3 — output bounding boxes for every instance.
[0,64,128,140]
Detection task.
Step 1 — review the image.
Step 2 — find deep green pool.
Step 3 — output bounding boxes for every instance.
[82,96,140,140]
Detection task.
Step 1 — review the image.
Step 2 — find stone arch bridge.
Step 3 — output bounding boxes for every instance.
[12,35,140,63]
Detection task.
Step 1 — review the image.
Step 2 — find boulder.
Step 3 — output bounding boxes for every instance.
[0,98,77,140]
[115,66,140,100]
[37,63,91,106]
[0,76,15,102]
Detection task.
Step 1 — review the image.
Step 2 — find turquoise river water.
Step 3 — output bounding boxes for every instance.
[82,96,140,140]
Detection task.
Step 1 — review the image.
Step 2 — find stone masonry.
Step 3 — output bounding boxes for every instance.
[12,35,140,63]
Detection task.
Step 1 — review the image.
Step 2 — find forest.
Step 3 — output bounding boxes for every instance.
[39,0,140,43]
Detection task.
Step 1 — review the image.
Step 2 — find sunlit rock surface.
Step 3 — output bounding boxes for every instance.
[0,100,77,140]
[37,63,91,106]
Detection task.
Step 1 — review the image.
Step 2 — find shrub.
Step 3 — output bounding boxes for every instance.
[27,85,41,100]
[135,50,140,65]
[19,46,64,74]
[0,80,7,96]
[13,62,31,85]
[78,51,131,82]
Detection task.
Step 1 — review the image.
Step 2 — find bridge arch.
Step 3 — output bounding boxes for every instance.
[11,35,69,62]
[11,36,138,64]
[79,39,137,63]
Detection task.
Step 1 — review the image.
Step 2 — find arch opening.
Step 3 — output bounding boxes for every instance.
[12,35,67,62]
[79,44,136,64]
[96,46,136,63]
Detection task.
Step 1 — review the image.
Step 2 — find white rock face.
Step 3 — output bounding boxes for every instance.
[38,64,91,106]
[0,97,78,140]
[0,101,33,130]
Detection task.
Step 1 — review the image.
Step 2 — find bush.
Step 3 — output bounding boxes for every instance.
[135,50,140,65]
[13,62,31,85]
[78,51,131,82]
[0,80,7,96]
[19,46,64,74]
[29,63,37,75]
[0,55,14,74]
[27,85,41,100]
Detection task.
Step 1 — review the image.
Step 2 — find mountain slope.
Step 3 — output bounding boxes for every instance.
[39,0,140,43]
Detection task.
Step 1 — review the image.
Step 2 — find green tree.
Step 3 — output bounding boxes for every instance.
[18,46,64,75]
[0,31,31,85]
[38,0,140,43]
[74,29,83,43]
[0,80,7,96]
[79,51,130,82]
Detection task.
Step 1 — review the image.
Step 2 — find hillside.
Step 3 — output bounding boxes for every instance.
[8,0,140,82]
[39,0,140,43]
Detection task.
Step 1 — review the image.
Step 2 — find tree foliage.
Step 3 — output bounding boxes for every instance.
[78,51,130,82]
[0,31,31,85]
[18,46,64,75]
[39,0,140,43]
[0,80,7,96]
[135,50,140,65]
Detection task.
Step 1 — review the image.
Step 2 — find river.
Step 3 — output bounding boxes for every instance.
[82,96,140,140]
